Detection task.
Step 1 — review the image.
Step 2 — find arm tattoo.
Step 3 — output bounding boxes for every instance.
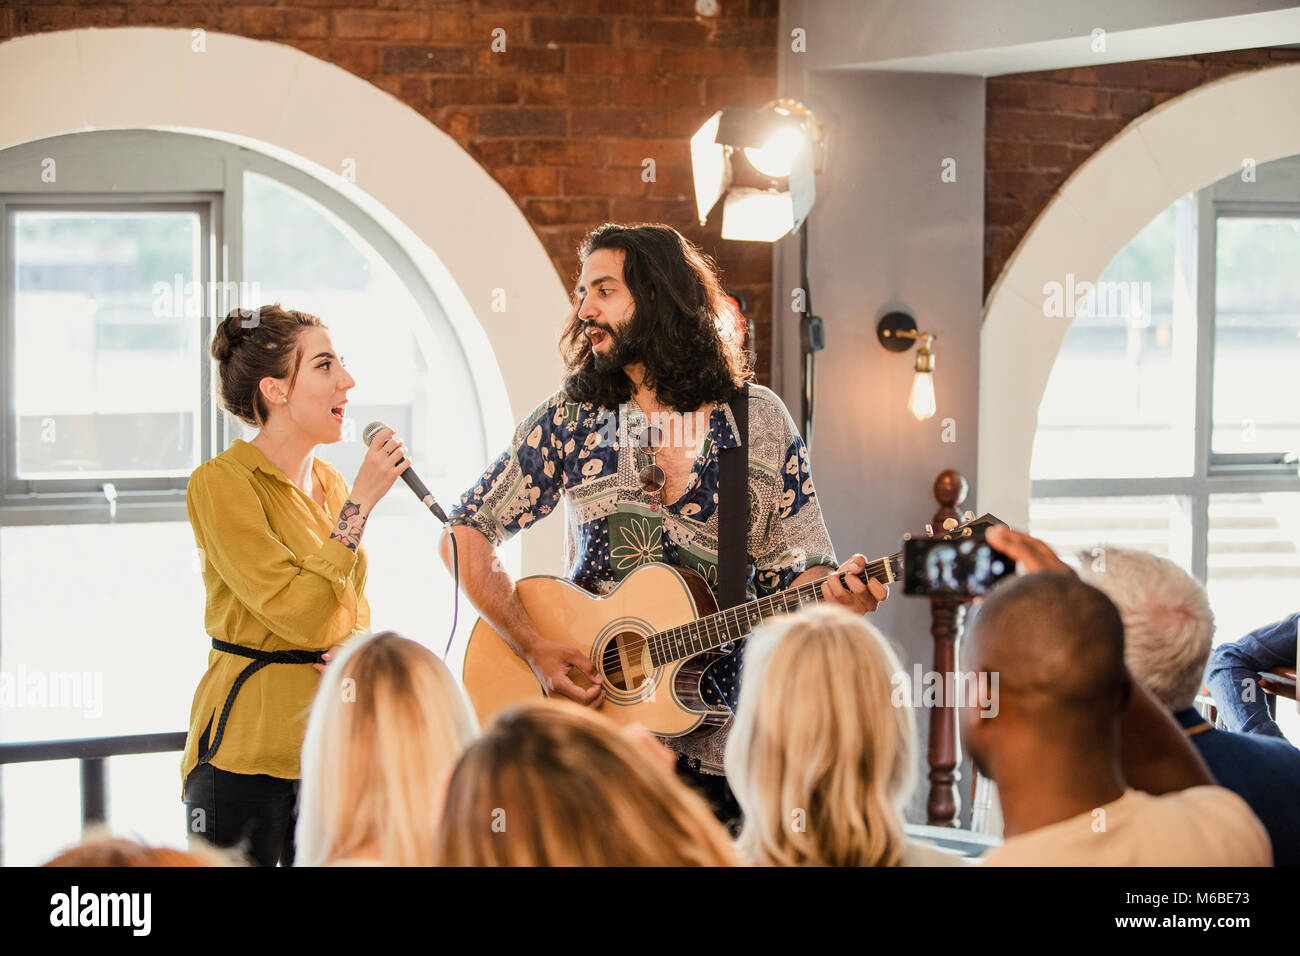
[330,499,368,552]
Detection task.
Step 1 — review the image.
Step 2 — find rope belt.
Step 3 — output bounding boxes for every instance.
[196,638,326,766]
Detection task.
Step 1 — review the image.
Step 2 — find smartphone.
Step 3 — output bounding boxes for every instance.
[902,535,1015,598]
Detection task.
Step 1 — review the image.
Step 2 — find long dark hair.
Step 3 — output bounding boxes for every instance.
[559,223,752,412]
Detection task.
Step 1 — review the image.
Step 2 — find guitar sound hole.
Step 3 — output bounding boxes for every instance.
[600,632,652,693]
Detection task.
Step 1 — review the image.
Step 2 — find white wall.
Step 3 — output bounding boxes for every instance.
[777,2,986,825]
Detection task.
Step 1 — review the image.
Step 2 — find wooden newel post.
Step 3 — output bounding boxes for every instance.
[926,468,968,827]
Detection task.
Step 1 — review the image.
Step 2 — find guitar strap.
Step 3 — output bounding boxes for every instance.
[718,383,750,611]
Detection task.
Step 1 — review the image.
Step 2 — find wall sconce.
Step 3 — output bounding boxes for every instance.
[877,311,937,421]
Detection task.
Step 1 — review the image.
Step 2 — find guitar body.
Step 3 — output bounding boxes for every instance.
[461,562,732,739]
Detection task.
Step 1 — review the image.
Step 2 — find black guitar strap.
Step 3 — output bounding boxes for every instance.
[718,383,750,611]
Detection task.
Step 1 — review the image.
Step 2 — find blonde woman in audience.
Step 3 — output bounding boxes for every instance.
[725,605,965,866]
[435,702,738,866]
[296,631,478,866]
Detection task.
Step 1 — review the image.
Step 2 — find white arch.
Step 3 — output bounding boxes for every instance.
[979,63,1300,527]
[0,27,569,570]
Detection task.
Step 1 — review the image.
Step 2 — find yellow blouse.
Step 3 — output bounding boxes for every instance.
[180,439,370,792]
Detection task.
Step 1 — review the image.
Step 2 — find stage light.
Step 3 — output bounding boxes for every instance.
[690,100,820,243]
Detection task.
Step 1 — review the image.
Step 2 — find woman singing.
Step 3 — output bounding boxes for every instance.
[181,304,410,866]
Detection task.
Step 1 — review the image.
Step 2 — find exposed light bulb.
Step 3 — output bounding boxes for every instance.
[908,370,936,421]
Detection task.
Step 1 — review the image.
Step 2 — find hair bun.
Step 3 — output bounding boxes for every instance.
[211,309,259,363]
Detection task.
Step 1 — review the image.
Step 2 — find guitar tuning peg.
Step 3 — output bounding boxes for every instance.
[924,523,934,536]
[964,510,975,521]
[962,527,973,536]
[942,517,959,531]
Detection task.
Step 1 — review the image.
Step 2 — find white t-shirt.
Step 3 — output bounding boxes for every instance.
[982,786,1272,867]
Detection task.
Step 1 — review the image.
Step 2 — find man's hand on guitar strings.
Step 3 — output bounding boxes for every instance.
[820,553,889,615]
[527,638,606,708]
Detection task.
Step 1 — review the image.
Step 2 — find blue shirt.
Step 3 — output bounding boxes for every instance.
[1177,707,1300,866]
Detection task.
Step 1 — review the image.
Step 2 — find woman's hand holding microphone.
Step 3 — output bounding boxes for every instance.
[318,426,412,672]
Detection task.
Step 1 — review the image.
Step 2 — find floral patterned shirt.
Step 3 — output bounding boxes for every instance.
[448,383,837,771]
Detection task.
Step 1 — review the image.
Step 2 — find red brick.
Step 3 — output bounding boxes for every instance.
[562,167,649,198]
[1024,82,1100,113]
[987,109,1074,142]
[610,197,695,224]
[480,0,599,12]
[646,165,694,198]
[494,166,562,196]
[612,77,704,108]
[566,48,660,75]
[609,137,690,167]
[239,8,329,39]
[468,13,529,46]
[531,16,615,44]
[435,107,477,144]
[662,48,749,75]
[429,77,521,106]
[1052,66,1098,85]
[1070,114,1126,145]
[521,75,611,107]
[618,18,712,48]
[382,46,472,73]
[329,41,380,76]
[986,81,1029,109]
[335,10,429,41]
[20,4,126,31]
[526,198,612,225]
[427,5,474,43]
[479,108,567,137]
[1093,62,1149,87]
[1144,61,1205,92]
[570,108,661,138]
[469,139,518,167]
[1028,143,1071,168]
[986,140,1031,166]
[1108,88,1154,115]
[474,46,566,74]
[705,75,775,109]
[516,138,599,166]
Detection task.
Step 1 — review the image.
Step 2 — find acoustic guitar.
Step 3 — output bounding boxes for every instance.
[461,513,999,739]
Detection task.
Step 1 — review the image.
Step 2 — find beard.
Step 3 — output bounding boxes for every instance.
[587,310,644,375]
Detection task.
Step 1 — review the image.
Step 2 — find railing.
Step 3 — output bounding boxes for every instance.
[0,731,187,857]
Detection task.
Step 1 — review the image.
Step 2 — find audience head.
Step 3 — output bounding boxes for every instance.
[43,829,235,866]
[960,573,1130,782]
[1078,546,1214,712]
[296,631,478,866]
[724,605,916,866]
[436,701,737,866]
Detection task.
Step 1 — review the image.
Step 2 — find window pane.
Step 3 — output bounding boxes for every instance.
[0,522,207,864]
[1028,495,1194,569]
[241,172,483,652]
[1212,216,1300,457]
[10,209,201,479]
[1032,204,1197,479]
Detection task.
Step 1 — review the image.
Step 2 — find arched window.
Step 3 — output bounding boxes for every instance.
[1029,153,1300,739]
[0,130,484,864]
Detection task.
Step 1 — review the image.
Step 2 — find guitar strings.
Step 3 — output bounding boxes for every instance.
[641,554,900,666]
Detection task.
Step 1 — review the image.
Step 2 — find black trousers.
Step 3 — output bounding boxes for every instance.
[183,762,299,867]
[675,755,743,838]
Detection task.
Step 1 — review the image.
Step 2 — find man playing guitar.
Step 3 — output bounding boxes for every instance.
[439,223,889,817]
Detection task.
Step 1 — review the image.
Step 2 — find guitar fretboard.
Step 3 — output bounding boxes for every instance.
[646,553,902,667]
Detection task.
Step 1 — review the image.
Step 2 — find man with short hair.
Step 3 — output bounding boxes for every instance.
[963,527,1270,866]
[1080,547,1300,866]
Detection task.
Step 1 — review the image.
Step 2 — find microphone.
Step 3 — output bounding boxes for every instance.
[362,421,448,523]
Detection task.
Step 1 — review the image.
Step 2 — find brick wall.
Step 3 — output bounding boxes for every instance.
[0,0,781,379]
[985,47,1300,299]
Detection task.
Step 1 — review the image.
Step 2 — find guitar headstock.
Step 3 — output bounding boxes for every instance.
[911,511,1004,542]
